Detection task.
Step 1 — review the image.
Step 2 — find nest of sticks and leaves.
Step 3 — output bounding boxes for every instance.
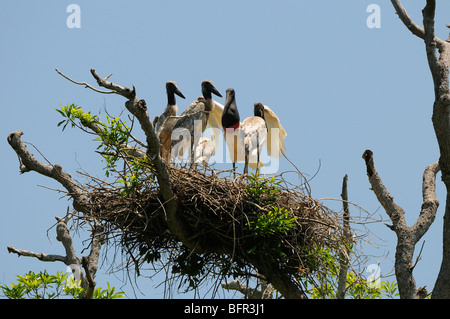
[75,160,351,296]
[51,69,356,297]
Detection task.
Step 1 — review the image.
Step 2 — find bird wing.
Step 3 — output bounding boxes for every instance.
[242,116,267,169]
[172,99,207,135]
[206,100,225,155]
[180,98,204,116]
[263,104,286,157]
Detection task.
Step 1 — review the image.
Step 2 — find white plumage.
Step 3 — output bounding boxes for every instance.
[241,103,267,174]
[211,99,286,173]
[194,136,214,165]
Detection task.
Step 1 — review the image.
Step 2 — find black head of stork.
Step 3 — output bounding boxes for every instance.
[166,81,186,107]
[201,80,222,103]
[157,81,186,162]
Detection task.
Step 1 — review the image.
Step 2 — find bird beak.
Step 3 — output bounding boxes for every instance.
[224,89,234,107]
[174,86,186,99]
[210,84,223,98]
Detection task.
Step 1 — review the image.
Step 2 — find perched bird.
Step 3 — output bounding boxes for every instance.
[218,88,287,175]
[263,104,287,159]
[241,102,267,175]
[171,80,222,163]
[194,136,214,166]
[156,81,186,162]
[220,88,245,172]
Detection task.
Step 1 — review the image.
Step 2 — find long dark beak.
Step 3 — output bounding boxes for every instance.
[174,86,185,99]
[224,88,235,108]
[210,84,223,98]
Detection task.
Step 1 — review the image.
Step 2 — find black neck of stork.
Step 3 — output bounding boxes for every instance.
[222,88,240,129]
[253,102,265,121]
[167,91,177,106]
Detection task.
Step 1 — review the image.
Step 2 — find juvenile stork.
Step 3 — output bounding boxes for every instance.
[194,136,214,166]
[156,81,186,162]
[171,80,222,163]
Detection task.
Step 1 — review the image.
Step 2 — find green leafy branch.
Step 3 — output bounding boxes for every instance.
[56,104,152,195]
[0,270,125,299]
[57,103,101,132]
[303,245,399,299]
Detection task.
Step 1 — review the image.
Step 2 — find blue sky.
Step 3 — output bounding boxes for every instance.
[1,1,449,298]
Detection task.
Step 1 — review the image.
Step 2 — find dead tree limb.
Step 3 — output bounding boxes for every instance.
[336,174,351,299]
[221,280,274,299]
[7,131,90,215]
[7,215,105,299]
[55,68,199,252]
[390,0,450,298]
[363,150,440,299]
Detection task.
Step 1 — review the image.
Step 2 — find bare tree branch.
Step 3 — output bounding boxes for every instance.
[7,215,106,299]
[55,216,79,267]
[222,280,274,299]
[87,69,200,252]
[55,69,115,95]
[412,162,440,240]
[362,150,407,230]
[362,150,440,299]
[7,131,90,214]
[7,246,67,263]
[55,68,199,251]
[81,256,96,299]
[390,0,445,49]
[389,0,450,299]
[337,174,351,299]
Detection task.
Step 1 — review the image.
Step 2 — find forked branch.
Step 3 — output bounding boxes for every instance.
[362,150,440,298]
[7,215,105,299]
[390,0,446,49]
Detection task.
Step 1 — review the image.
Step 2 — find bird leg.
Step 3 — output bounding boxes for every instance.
[256,134,260,176]
[243,150,249,175]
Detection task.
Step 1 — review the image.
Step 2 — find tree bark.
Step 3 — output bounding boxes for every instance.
[336,174,351,299]
[89,69,201,252]
[363,150,439,298]
[389,0,450,298]
[7,215,104,299]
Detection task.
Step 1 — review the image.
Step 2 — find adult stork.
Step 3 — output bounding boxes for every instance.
[171,80,222,163]
[221,88,244,173]
[219,89,286,175]
[155,81,186,162]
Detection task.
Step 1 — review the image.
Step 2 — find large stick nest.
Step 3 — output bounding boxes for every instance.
[78,164,347,291]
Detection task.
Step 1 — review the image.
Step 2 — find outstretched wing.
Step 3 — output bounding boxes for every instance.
[263,104,286,158]
[206,100,225,155]
[242,116,267,170]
